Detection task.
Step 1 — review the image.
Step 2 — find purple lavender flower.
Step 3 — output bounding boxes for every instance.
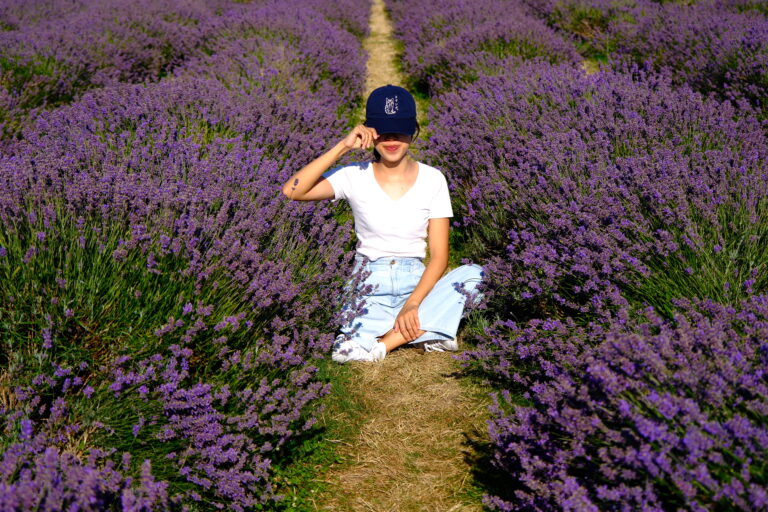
[475,296,768,510]
[42,328,53,349]
[19,419,33,440]
[132,416,145,437]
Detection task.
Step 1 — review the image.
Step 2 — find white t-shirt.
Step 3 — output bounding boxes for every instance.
[322,161,453,260]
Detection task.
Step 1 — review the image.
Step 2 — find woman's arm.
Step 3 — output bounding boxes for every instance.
[394,217,450,340]
[281,125,378,201]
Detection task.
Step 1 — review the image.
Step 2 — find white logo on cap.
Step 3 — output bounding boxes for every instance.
[384,96,398,115]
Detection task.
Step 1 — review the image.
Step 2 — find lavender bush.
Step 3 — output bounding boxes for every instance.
[0,444,171,510]
[1,0,370,508]
[176,2,365,108]
[605,1,768,109]
[719,0,768,16]
[481,296,768,510]
[295,0,371,38]
[519,0,650,58]
[1,218,331,509]
[0,0,88,30]
[426,62,768,322]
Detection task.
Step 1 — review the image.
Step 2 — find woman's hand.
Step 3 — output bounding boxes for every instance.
[341,125,378,151]
[394,302,421,341]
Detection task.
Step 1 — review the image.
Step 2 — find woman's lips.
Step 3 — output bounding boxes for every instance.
[383,145,399,152]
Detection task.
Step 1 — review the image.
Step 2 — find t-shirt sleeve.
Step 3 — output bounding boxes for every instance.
[321,164,351,201]
[429,172,453,218]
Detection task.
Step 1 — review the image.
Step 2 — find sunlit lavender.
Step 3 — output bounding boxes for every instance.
[387,0,768,509]
[3,0,768,509]
[1,0,368,509]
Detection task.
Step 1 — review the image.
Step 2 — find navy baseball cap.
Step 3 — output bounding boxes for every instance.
[364,84,417,136]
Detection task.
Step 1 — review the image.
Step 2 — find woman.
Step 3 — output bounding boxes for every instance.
[282,84,483,363]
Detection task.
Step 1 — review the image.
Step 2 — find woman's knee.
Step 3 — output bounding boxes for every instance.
[453,263,484,284]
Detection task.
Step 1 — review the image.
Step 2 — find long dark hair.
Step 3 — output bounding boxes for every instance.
[372,121,421,162]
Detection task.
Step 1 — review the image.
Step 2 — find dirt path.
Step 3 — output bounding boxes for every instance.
[363,0,402,96]
[313,1,490,510]
[317,349,489,512]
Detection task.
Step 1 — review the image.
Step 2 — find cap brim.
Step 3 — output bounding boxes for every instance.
[365,117,416,136]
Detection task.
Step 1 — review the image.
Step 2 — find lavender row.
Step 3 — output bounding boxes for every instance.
[386,0,579,95]
[175,0,365,108]
[0,0,369,509]
[387,0,767,330]
[440,62,768,510]
[0,0,224,139]
[480,296,768,510]
[428,62,768,321]
[387,0,768,507]
[522,0,768,113]
[0,0,370,140]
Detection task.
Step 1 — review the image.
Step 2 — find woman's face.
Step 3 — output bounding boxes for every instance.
[374,132,413,163]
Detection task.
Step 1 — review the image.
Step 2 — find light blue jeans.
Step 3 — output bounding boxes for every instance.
[339,254,484,352]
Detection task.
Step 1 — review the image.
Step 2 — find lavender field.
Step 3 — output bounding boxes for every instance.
[1,0,767,510]
[1,0,370,509]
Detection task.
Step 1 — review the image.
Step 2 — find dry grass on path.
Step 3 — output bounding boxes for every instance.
[363,0,403,97]
[316,347,490,512]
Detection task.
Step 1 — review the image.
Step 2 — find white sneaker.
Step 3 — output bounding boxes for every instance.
[421,338,458,353]
[331,335,370,363]
[331,336,387,363]
[369,342,387,362]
